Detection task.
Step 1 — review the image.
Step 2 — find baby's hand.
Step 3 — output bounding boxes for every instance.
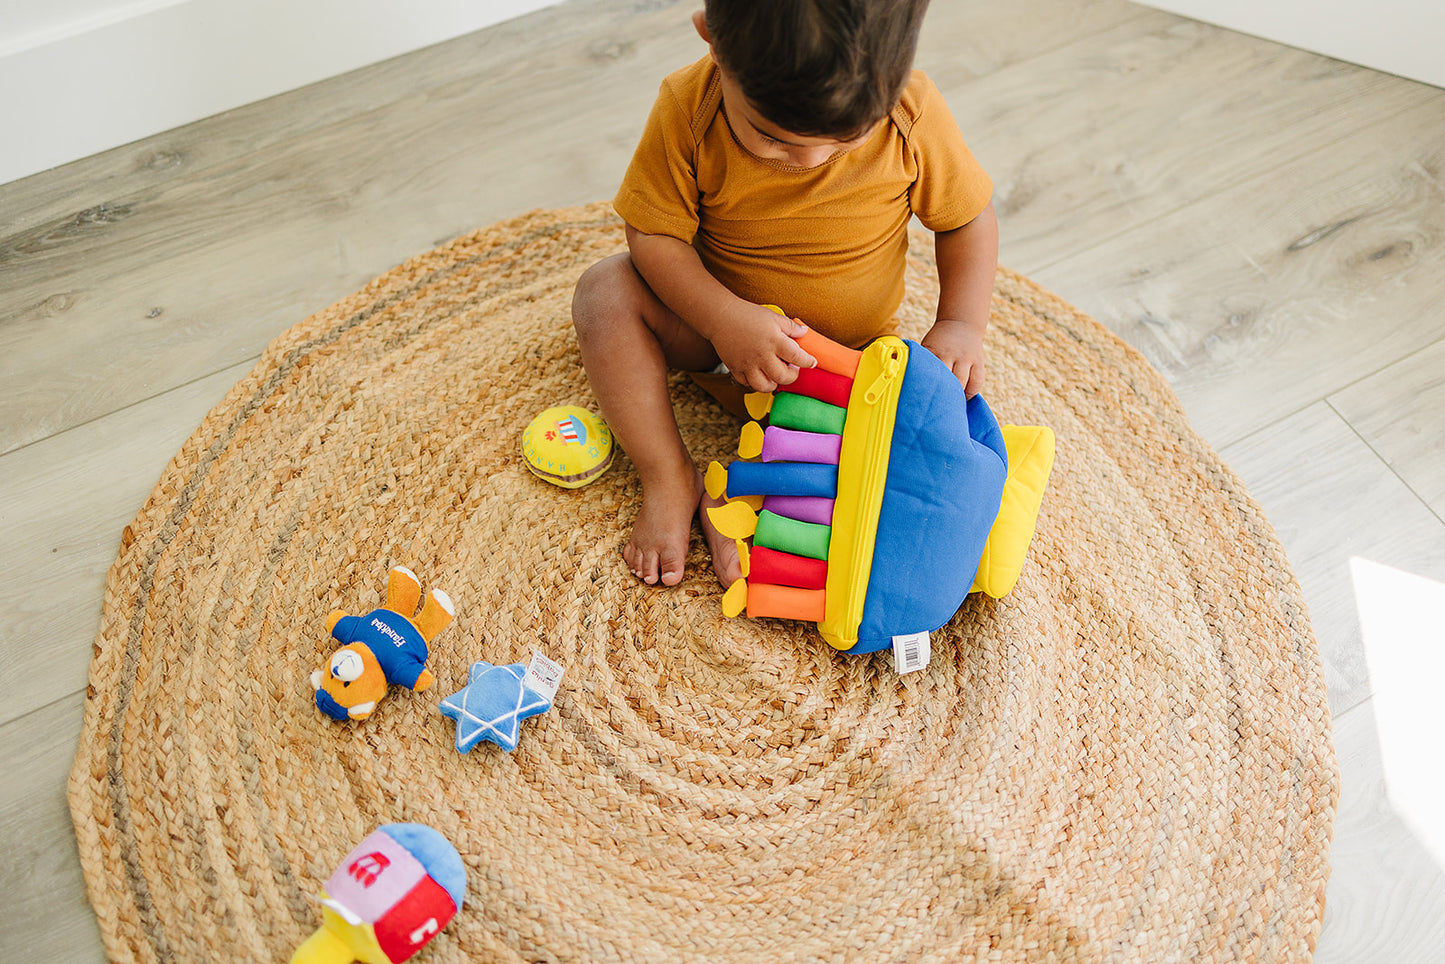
[712,304,817,393]
[921,319,986,397]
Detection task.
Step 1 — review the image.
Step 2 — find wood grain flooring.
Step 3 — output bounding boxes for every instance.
[2,0,1442,958]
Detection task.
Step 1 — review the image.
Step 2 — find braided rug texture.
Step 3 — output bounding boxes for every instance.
[70,203,1338,963]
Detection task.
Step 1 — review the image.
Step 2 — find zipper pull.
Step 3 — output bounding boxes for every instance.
[862,348,903,404]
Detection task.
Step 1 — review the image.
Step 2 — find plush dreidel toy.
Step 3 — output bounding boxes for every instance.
[311,567,454,721]
[706,312,1055,658]
[291,823,466,964]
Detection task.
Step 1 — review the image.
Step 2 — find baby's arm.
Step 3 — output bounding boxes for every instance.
[626,225,816,393]
[921,200,999,397]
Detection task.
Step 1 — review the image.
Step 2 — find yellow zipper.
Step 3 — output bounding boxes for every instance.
[818,336,906,649]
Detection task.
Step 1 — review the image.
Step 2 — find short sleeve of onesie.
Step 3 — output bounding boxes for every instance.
[900,73,993,233]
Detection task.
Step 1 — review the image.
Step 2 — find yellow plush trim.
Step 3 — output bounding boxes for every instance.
[289,891,390,964]
[971,425,1055,598]
[818,337,907,650]
[289,923,353,964]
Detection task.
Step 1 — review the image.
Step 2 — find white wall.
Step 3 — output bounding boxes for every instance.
[0,0,565,186]
[1133,0,1444,89]
[1,0,142,49]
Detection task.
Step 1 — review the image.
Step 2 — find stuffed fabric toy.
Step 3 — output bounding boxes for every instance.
[439,660,556,753]
[311,567,454,721]
[706,317,1054,656]
[290,823,466,964]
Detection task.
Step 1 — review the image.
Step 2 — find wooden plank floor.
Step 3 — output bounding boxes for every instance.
[3,0,1442,958]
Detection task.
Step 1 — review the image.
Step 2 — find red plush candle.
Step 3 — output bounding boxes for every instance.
[750,546,828,590]
[786,365,854,409]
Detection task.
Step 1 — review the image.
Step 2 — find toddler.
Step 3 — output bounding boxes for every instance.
[572,0,998,588]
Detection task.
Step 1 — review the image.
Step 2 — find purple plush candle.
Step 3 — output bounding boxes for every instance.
[760,426,843,464]
[762,495,836,526]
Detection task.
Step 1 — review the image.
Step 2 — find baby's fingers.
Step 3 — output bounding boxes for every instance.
[733,364,778,394]
[963,359,985,398]
[949,358,984,398]
[777,333,817,373]
[757,351,802,390]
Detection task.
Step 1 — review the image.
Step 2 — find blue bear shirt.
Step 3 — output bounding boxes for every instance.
[331,609,429,689]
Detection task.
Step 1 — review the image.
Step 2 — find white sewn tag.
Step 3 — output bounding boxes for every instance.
[892,631,931,674]
[321,898,364,926]
[523,651,564,701]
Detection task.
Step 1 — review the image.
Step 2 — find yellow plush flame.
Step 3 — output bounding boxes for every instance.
[744,393,774,421]
[707,500,758,540]
[738,421,765,459]
[704,461,729,501]
[721,579,748,617]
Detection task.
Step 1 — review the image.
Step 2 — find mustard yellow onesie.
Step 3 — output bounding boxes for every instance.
[615,56,994,348]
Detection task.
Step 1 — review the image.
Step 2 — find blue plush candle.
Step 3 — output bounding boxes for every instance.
[727,461,838,499]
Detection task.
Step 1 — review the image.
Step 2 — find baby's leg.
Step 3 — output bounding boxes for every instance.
[572,254,740,588]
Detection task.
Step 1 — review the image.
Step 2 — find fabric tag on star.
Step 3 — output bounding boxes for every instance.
[438,660,555,753]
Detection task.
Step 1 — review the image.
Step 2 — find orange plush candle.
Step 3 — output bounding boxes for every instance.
[746,584,827,622]
[794,328,863,380]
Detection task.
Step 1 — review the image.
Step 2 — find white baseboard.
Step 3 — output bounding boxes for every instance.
[1133,0,1444,89]
[0,0,564,186]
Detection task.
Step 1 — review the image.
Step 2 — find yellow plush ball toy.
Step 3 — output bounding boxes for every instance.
[522,405,614,488]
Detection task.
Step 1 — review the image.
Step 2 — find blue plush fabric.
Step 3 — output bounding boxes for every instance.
[727,460,839,498]
[438,661,552,753]
[845,341,1008,654]
[331,610,429,689]
[379,823,468,909]
[314,687,351,721]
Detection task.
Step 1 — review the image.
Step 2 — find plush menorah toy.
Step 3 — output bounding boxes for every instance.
[706,314,1054,657]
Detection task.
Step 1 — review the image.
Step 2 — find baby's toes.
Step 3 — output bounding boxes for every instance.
[712,539,742,589]
[658,542,687,587]
[623,542,657,584]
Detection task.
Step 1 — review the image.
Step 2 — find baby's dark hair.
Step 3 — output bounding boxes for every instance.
[703,0,931,139]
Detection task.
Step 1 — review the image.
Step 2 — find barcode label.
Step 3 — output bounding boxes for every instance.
[892,631,931,674]
[523,651,564,701]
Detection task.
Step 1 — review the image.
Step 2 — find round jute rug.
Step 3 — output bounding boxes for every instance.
[69,203,1338,963]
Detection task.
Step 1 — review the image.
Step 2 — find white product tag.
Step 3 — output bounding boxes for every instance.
[892,631,931,674]
[523,651,564,701]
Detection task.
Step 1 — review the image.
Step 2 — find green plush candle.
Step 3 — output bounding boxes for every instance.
[769,393,846,435]
[754,510,831,561]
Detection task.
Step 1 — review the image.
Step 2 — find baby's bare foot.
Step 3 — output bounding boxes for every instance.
[699,485,742,589]
[624,471,702,586]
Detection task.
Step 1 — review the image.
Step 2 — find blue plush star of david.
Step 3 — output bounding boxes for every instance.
[438,661,552,753]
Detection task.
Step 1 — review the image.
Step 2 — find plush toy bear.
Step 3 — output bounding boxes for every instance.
[311,567,454,721]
